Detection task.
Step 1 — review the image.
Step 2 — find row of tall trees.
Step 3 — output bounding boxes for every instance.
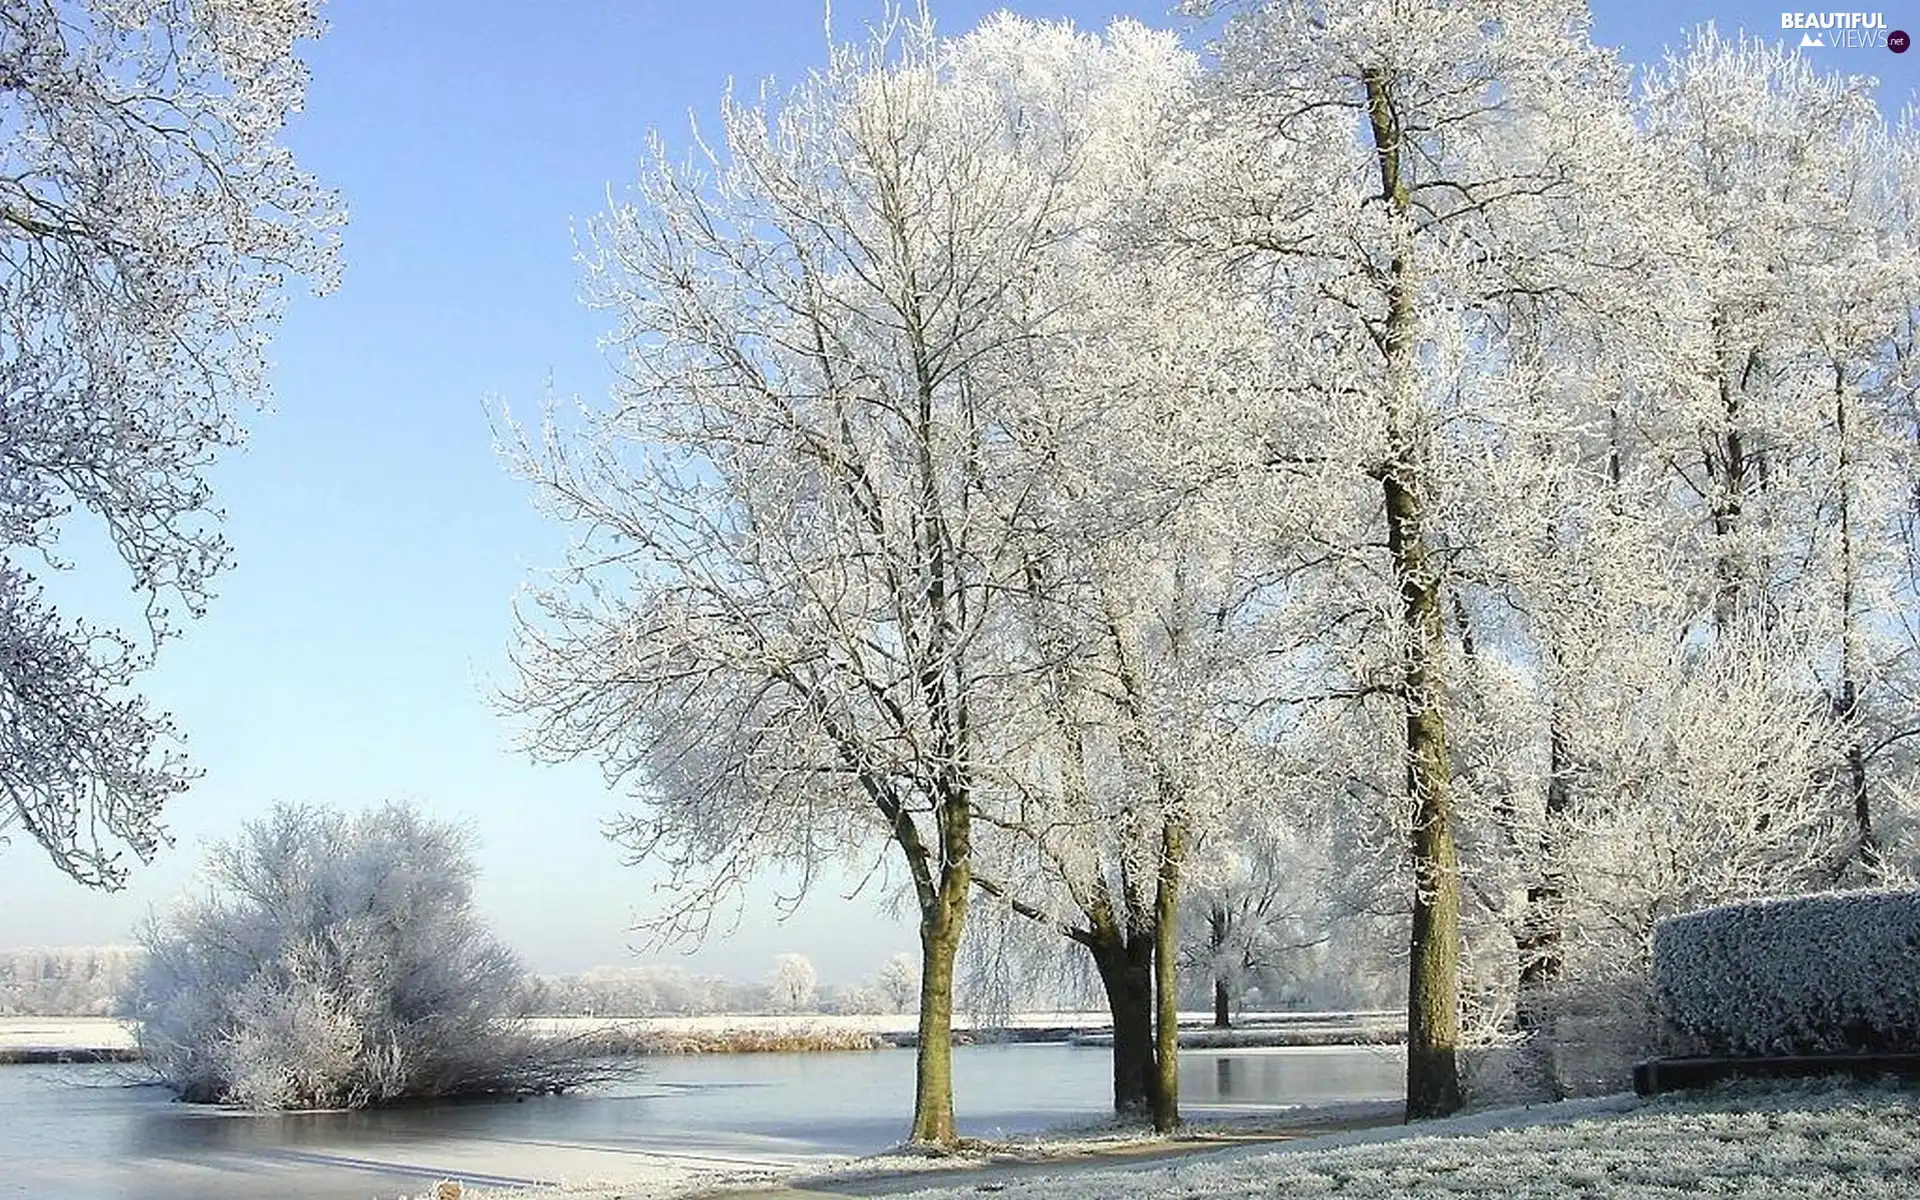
[503,2,1920,1141]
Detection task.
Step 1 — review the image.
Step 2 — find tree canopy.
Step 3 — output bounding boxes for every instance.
[0,0,341,887]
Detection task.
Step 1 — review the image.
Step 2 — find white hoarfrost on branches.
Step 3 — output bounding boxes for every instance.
[0,0,342,887]
[875,950,919,1012]
[1636,30,1920,874]
[1162,6,1920,1110]
[1185,0,1682,1117]
[1485,32,1920,1096]
[123,803,602,1109]
[500,0,1920,1133]
[500,12,1211,1145]
[1652,890,1920,1058]
[769,953,818,1012]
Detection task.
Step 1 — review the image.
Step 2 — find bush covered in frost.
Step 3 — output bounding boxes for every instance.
[123,802,605,1108]
[1651,889,1920,1058]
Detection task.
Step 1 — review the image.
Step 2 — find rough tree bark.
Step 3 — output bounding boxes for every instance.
[1831,365,1878,872]
[1365,65,1463,1121]
[1517,714,1571,1027]
[1210,905,1232,1028]
[912,881,966,1144]
[1092,933,1157,1115]
[873,767,971,1145]
[1151,817,1185,1132]
[1706,340,1756,634]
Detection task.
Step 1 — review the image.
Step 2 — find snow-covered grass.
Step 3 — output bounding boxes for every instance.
[0,1016,135,1051]
[906,1082,1920,1200]
[445,1080,1920,1200]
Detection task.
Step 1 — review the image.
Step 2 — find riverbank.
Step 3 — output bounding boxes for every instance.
[450,1080,1920,1200]
[391,1101,1410,1200]
[0,1010,1398,1061]
[0,1017,137,1062]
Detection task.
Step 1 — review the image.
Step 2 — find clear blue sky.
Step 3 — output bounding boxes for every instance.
[1,1,1912,981]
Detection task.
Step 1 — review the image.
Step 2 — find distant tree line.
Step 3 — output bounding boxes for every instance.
[525,951,922,1018]
[0,942,926,1022]
[0,947,142,1017]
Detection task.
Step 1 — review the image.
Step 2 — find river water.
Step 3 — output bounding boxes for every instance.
[0,1043,1403,1199]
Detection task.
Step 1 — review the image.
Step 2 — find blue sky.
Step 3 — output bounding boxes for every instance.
[1,1,1913,982]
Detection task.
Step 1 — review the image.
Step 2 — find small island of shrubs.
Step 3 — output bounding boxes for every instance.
[122,802,610,1109]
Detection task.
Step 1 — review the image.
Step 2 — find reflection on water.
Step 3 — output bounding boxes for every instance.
[116,1087,649,1157]
[1184,1045,1403,1106]
[0,1043,1404,1200]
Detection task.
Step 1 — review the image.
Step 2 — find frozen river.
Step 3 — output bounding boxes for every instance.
[0,1043,1404,1199]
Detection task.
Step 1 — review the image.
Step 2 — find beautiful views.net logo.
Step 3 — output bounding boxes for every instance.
[1780,11,1911,51]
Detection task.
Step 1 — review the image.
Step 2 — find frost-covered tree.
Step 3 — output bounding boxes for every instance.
[978,495,1292,1129]
[123,803,596,1109]
[917,17,1307,1129]
[1186,0,1668,1117]
[0,0,341,887]
[875,951,919,1013]
[769,953,818,1012]
[499,13,1165,1146]
[1461,33,1920,1096]
[1293,29,1920,1101]
[1637,32,1920,870]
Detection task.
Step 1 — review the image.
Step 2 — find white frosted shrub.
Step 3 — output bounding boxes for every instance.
[1652,889,1920,1057]
[124,803,602,1107]
[218,976,364,1109]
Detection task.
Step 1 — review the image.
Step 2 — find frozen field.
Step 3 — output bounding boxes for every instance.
[1,1010,1340,1054]
[0,1017,135,1052]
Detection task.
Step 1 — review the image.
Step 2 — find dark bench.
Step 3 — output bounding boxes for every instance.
[1633,1053,1920,1096]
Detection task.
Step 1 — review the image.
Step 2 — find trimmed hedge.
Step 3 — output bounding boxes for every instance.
[1651,889,1920,1058]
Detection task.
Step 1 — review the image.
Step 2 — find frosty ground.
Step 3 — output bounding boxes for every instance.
[441,1081,1920,1200]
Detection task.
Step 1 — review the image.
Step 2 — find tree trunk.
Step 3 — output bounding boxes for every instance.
[1397,483,1463,1121]
[1210,906,1232,1028]
[1092,934,1155,1117]
[1365,65,1462,1122]
[1707,338,1756,633]
[1832,365,1878,872]
[1517,714,1571,1024]
[1151,818,1185,1132]
[908,897,964,1145]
